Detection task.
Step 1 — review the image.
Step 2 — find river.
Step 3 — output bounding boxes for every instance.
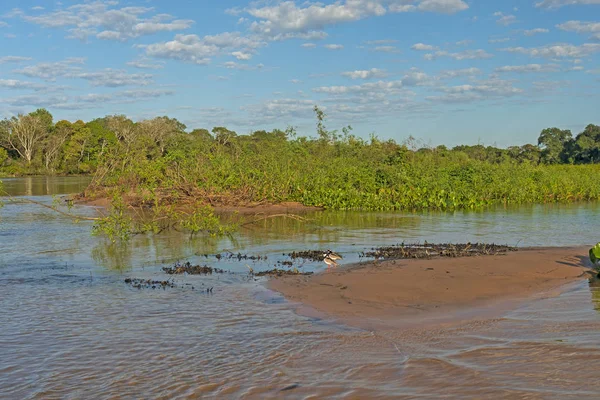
[1,176,599,399]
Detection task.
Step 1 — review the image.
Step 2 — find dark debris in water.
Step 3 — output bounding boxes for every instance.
[162,261,225,275]
[286,250,324,262]
[361,242,518,260]
[197,252,268,261]
[124,278,175,289]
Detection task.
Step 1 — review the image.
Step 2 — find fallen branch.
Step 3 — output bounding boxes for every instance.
[240,213,310,227]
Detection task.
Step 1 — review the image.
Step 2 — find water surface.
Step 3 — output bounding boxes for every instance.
[1,176,599,399]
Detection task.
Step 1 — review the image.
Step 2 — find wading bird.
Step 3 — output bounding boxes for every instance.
[323,249,342,269]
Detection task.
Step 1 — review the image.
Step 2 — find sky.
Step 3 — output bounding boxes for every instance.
[0,0,599,147]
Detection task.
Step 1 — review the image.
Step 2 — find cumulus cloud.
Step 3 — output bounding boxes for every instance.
[424,49,493,60]
[13,58,154,87]
[20,1,194,41]
[232,51,253,60]
[0,79,52,91]
[126,58,165,69]
[524,28,550,36]
[14,58,85,81]
[341,68,388,79]
[373,45,401,53]
[535,0,600,9]
[144,32,264,65]
[557,21,600,41]
[0,21,9,27]
[488,37,511,43]
[0,56,32,64]
[244,0,468,40]
[324,43,344,50]
[75,69,153,87]
[501,43,600,58]
[411,43,439,51]
[494,63,560,73]
[223,61,264,70]
[493,11,517,26]
[427,78,523,103]
[364,39,397,45]
[437,67,482,79]
[301,42,317,48]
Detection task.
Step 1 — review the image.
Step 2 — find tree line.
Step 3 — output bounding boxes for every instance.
[0,108,598,176]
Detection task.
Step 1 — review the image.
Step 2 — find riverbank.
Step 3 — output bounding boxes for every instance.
[269,246,595,329]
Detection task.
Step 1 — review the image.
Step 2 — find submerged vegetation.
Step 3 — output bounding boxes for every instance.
[1,107,599,240]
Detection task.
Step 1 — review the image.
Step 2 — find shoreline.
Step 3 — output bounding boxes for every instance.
[268,246,595,330]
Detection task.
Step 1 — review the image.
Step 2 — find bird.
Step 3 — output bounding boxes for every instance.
[323,249,343,269]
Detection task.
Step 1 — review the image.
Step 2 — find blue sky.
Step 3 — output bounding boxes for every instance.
[0,0,599,147]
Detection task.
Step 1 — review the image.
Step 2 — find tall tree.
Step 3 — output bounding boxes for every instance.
[44,120,72,171]
[138,116,186,154]
[537,127,572,164]
[0,113,49,164]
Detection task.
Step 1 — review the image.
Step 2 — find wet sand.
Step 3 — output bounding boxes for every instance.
[269,246,595,328]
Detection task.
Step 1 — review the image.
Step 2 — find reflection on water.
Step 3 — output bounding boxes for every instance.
[0,175,92,196]
[1,177,600,398]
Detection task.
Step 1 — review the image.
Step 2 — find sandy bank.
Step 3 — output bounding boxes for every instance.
[269,247,594,328]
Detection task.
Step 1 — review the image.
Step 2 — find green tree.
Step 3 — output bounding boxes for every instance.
[537,127,572,164]
[0,113,49,165]
[572,124,600,164]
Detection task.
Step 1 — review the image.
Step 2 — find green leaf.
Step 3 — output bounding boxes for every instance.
[590,243,600,264]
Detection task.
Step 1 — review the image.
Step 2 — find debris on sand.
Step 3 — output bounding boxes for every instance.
[162,261,225,275]
[361,242,517,260]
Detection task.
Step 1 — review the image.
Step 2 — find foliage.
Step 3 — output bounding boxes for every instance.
[1,108,599,218]
[590,243,600,266]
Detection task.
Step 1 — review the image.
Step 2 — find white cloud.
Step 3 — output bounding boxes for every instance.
[524,28,550,36]
[535,0,600,9]
[438,67,482,79]
[21,1,194,41]
[455,39,473,46]
[493,11,517,26]
[223,61,264,70]
[75,69,153,87]
[427,78,523,103]
[411,43,439,51]
[488,37,510,43]
[290,79,302,84]
[557,21,600,41]
[144,32,264,65]
[324,43,344,50]
[0,79,52,91]
[424,49,493,60]
[4,33,17,38]
[13,58,85,81]
[126,58,165,69]
[494,64,560,73]
[0,21,9,28]
[373,45,401,53]
[244,0,468,40]
[13,58,153,86]
[301,42,317,48]
[31,6,44,11]
[364,39,397,45]
[501,43,600,58]
[0,56,32,64]
[341,68,388,79]
[232,51,253,60]
[416,0,469,14]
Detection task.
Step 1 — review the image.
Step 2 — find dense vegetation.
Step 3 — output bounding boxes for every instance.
[1,107,599,215]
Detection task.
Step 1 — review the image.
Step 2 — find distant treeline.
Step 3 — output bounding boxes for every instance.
[1,107,599,211]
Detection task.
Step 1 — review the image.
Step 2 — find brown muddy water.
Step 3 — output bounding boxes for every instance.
[1,176,599,399]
